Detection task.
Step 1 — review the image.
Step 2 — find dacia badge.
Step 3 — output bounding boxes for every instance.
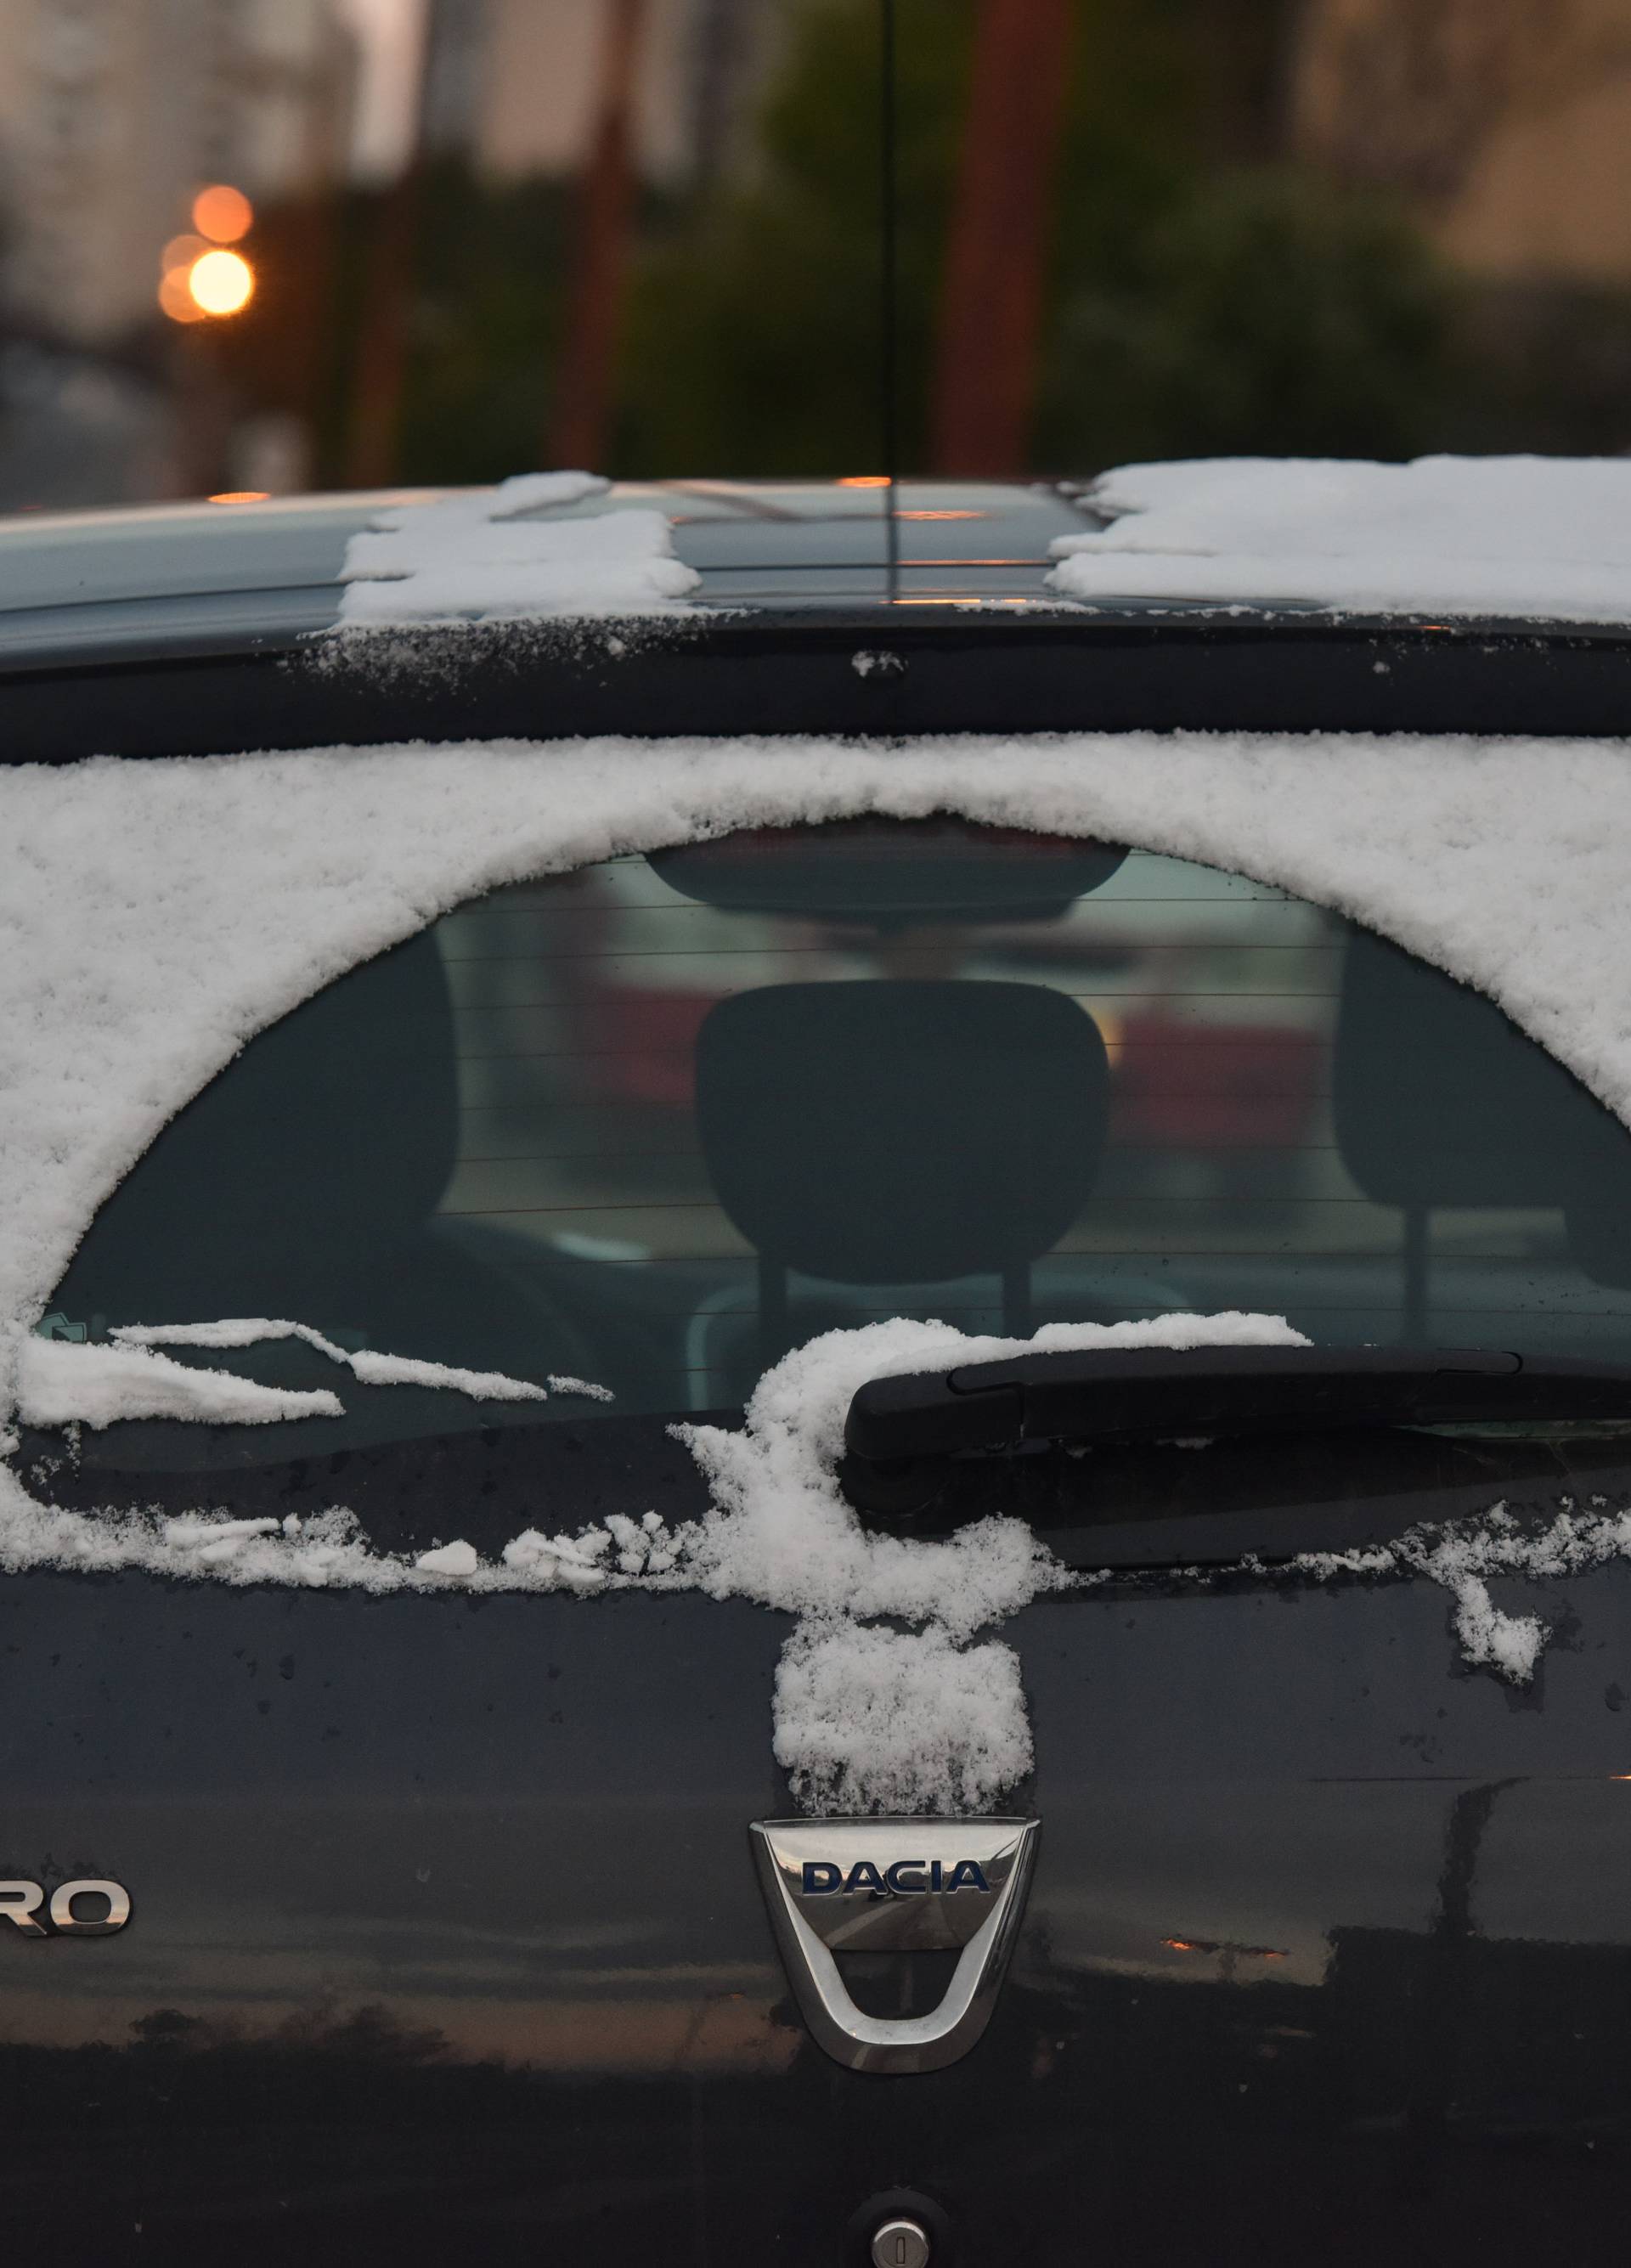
[749,1816,1039,2073]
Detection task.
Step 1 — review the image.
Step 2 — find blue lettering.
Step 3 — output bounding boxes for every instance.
[800,1855,991,1897]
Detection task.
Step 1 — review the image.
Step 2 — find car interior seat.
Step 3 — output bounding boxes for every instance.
[1334,924,1631,1337]
[52,931,597,1388]
[694,977,1111,1370]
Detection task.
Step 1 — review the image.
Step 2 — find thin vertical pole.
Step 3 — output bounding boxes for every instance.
[879,0,900,598]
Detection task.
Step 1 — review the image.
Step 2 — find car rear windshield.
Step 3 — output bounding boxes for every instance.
[39,817,1631,1463]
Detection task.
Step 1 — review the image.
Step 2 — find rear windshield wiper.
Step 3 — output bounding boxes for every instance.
[842,1347,1631,1515]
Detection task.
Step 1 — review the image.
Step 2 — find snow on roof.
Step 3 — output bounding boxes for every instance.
[336,471,701,625]
[1047,455,1631,623]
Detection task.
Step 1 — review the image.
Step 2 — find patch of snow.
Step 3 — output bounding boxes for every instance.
[1447,1571,1547,1684]
[17,1338,342,1428]
[0,1475,393,1589]
[678,1312,1305,1633]
[772,1618,1032,1816]
[112,1317,590,1406]
[479,473,610,520]
[163,1514,285,1567]
[1293,1543,1399,1578]
[1048,455,1631,622]
[0,1465,686,1598]
[1291,1500,1631,1684]
[499,1509,678,1586]
[680,1312,1304,1813]
[500,1524,615,1592]
[163,1515,281,1547]
[415,1538,479,1577]
[116,1317,352,1360]
[606,1509,679,1573]
[547,1374,617,1402]
[344,1351,533,1399]
[336,473,701,625]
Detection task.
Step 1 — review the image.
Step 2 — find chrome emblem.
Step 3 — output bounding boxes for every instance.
[0,1879,131,1936]
[750,1816,1038,2073]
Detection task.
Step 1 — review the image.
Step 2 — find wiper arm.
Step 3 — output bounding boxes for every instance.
[843,1347,1631,1512]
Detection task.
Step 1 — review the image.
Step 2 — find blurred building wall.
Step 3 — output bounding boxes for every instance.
[427,0,784,188]
[1294,0,1631,285]
[0,0,356,346]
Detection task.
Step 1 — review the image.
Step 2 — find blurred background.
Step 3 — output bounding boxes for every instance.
[3,0,1631,508]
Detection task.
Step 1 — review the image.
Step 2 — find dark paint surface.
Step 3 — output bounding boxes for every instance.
[6,489,1631,2254]
[7,1559,1631,2265]
[8,617,1631,765]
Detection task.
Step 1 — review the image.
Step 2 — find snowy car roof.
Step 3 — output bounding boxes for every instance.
[9,457,1631,662]
[6,465,1631,760]
[0,477,1087,660]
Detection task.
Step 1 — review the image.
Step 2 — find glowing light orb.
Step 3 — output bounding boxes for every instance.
[193,183,253,244]
[187,249,254,316]
[158,267,205,323]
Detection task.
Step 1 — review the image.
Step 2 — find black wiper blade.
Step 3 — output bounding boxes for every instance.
[844,1346,1631,1475]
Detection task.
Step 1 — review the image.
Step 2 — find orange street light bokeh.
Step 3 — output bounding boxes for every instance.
[193,183,253,244]
[184,248,255,318]
[161,232,208,273]
[159,193,256,322]
[158,265,206,324]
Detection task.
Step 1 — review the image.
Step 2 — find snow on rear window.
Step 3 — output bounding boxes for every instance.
[8,731,1631,1808]
[107,1318,607,1406]
[10,729,1631,1353]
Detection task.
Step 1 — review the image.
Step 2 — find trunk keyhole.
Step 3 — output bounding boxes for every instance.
[869,2218,930,2268]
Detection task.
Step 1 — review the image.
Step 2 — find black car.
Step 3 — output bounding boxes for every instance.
[8,475,1631,2267]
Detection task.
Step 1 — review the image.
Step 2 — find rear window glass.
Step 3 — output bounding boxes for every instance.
[42,819,1631,1458]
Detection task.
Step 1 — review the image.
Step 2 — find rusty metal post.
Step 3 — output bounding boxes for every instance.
[929,0,1075,475]
[547,0,649,471]
[342,7,438,490]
